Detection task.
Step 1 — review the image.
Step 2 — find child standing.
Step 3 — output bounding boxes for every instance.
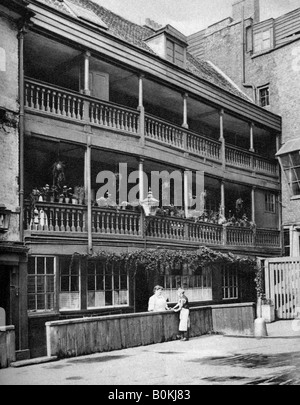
[173,287,190,341]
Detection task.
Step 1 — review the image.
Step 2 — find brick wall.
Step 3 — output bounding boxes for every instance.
[0,15,20,241]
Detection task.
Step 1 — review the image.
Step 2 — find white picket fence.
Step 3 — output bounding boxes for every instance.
[264,257,300,319]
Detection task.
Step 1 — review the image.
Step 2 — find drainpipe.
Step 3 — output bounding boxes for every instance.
[18,25,26,242]
[86,136,93,255]
[241,6,257,104]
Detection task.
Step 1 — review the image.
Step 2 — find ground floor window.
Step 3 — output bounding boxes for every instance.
[87,261,128,308]
[59,256,80,310]
[28,256,56,312]
[222,266,238,300]
[28,255,129,313]
[161,267,213,303]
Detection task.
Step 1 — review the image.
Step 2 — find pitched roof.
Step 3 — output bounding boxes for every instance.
[34,0,252,101]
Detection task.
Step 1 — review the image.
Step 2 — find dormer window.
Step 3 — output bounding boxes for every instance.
[166,38,185,68]
[144,24,187,69]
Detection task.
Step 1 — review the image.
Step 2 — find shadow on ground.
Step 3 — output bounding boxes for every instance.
[193,352,300,385]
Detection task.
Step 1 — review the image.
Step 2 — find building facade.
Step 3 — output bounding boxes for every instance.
[188,0,300,257]
[1,0,283,359]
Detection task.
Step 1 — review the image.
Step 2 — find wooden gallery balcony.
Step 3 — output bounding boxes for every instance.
[24,202,282,255]
[24,78,279,180]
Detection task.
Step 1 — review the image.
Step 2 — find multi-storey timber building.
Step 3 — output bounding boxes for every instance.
[0,0,283,358]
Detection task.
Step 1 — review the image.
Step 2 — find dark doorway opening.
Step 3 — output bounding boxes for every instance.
[0,266,11,325]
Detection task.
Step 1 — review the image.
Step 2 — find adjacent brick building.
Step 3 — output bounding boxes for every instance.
[188,0,300,256]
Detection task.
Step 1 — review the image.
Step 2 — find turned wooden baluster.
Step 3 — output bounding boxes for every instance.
[71,210,76,232]
[115,213,120,234]
[25,83,29,107]
[95,211,100,233]
[120,214,124,234]
[41,88,45,112]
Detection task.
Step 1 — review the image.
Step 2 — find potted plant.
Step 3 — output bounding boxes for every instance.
[58,193,64,204]
[71,194,78,205]
[74,186,85,205]
[40,184,51,202]
[50,185,58,203]
[62,186,72,204]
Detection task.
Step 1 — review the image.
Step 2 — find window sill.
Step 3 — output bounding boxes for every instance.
[28,311,59,318]
[291,195,300,201]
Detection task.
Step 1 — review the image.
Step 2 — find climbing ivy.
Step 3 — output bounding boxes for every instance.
[72,246,258,280]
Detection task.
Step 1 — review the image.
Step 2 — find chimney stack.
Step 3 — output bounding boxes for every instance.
[232,0,260,23]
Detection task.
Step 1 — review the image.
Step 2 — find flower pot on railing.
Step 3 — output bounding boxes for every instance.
[72,198,78,205]
[58,196,64,203]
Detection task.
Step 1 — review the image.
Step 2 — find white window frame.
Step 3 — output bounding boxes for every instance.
[87,261,129,309]
[265,193,276,213]
[254,29,272,53]
[59,256,81,311]
[259,86,270,107]
[162,269,213,303]
[222,266,239,300]
[27,256,56,313]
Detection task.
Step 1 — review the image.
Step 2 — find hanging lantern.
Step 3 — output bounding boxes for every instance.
[141,189,159,216]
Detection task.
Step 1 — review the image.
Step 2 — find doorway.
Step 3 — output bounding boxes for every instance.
[0,266,10,325]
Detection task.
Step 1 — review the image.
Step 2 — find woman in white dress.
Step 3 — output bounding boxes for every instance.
[148,285,170,312]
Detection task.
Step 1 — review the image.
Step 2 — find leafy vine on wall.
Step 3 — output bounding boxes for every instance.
[71,247,259,282]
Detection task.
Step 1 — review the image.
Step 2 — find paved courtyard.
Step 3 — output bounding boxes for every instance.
[0,321,300,386]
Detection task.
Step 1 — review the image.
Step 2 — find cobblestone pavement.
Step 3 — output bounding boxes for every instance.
[1,324,300,386]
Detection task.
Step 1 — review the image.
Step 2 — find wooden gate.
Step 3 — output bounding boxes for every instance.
[264,258,300,320]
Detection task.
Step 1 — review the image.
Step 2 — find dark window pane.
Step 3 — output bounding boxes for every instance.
[71,259,79,275]
[28,295,36,311]
[96,262,104,276]
[60,257,71,275]
[96,276,104,291]
[105,291,113,306]
[88,275,95,291]
[46,257,54,274]
[71,276,79,292]
[28,257,36,275]
[88,261,95,276]
[105,275,112,290]
[120,276,127,290]
[60,276,69,292]
[291,152,300,167]
[37,257,45,274]
[114,275,120,290]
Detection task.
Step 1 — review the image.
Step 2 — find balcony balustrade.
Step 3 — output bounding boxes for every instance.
[24,201,281,250]
[24,78,279,178]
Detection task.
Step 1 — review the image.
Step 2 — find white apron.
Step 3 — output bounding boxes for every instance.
[179,308,190,331]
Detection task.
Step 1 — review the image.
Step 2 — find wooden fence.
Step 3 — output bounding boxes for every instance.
[46,303,255,359]
[265,257,300,319]
[0,326,16,369]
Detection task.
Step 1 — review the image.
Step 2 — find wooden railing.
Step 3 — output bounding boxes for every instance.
[226,145,278,176]
[25,202,87,233]
[226,226,254,246]
[92,208,141,236]
[25,79,85,120]
[24,202,281,249]
[46,303,255,359]
[186,132,221,161]
[90,100,139,134]
[24,78,279,178]
[146,216,185,240]
[145,115,184,149]
[256,228,281,247]
[188,222,223,245]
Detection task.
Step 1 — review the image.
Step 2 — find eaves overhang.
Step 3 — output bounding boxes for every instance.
[27,0,282,133]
